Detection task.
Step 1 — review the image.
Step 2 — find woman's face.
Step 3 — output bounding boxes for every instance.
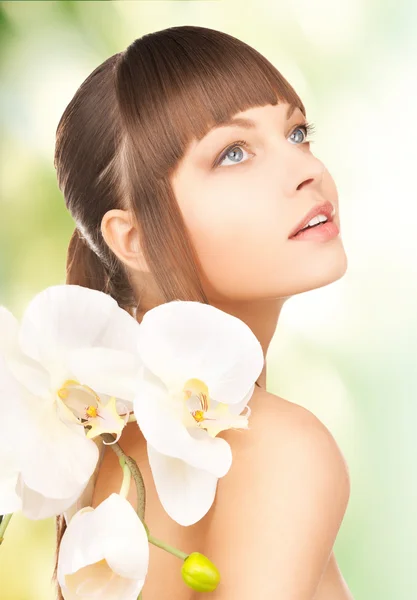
[170,101,347,303]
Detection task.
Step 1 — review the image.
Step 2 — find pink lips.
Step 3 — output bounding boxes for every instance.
[289,200,335,239]
[290,220,340,242]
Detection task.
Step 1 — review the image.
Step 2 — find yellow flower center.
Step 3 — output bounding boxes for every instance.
[193,410,205,422]
[56,379,129,445]
[183,378,211,425]
[86,405,99,418]
[57,379,102,423]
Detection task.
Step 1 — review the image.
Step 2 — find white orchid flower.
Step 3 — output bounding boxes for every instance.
[132,300,264,526]
[0,285,143,520]
[57,493,149,600]
[0,353,25,515]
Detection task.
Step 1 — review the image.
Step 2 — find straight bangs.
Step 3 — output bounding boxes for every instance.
[112,25,307,305]
[116,25,306,180]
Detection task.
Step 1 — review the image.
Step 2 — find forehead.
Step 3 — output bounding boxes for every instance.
[201,102,299,136]
[187,102,303,150]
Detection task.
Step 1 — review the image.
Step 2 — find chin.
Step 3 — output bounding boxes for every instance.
[306,247,348,291]
[285,246,348,296]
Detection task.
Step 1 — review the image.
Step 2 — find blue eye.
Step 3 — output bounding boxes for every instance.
[289,121,316,144]
[213,121,316,169]
[216,140,252,168]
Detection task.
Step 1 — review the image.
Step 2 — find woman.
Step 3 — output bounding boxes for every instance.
[53,24,353,599]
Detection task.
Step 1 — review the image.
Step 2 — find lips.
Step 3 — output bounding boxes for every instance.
[289,200,335,238]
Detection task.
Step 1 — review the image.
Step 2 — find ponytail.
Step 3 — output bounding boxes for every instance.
[52,515,66,599]
[66,227,110,289]
[52,228,135,598]
[66,227,137,313]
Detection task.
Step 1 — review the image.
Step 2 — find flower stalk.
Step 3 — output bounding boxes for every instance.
[118,456,132,499]
[99,432,191,564]
[147,534,189,561]
[100,432,146,522]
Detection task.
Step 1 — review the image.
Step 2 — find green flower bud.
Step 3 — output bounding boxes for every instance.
[181,552,221,592]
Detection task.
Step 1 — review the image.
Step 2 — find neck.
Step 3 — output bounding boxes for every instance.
[136,294,289,391]
[210,297,288,391]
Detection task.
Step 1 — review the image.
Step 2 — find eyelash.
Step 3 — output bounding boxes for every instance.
[213,121,317,168]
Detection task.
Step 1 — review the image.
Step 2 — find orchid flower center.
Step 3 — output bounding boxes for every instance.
[183,378,211,426]
[56,379,129,445]
[182,377,252,439]
[57,379,102,424]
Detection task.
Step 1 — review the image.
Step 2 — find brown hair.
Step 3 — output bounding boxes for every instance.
[51,24,305,597]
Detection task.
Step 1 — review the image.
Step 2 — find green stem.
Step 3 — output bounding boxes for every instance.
[148,534,189,561]
[0,513,13,545]
[99,434,189,566]
[124,456,146,522]
[118,456,132,499]
[100,433,146,521]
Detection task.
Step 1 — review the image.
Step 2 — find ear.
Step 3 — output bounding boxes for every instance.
[100,209,149,273]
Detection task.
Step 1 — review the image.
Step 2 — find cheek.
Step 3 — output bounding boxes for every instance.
[180,180,287,298]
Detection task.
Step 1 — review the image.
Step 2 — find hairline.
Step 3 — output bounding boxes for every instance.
[195,102,301,144]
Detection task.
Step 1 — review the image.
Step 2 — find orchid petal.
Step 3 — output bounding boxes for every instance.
[132,371,232,478]
[6,356,51,400]
[85,396,129,443]
[0,307,51,399]
[18,285,141,373]
[95,494,149,580]
[203,383,254,428]
[63,438,107,526]
[203,402,251,438]
[57,494,148,599]
[69,346,143,404]
[0,353,32,427]
[220,383,255,414]
[0,354,97,518]
[147,444,218,526]
[65,560,140,599]
[16,475,87,521]
[17,401,99,500]
[0,453,21,515]
[137,300,264,403]
[0,306,19,354]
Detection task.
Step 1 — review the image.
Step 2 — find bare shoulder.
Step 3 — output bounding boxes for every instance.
[199,389,351,600]
[221,387,350,490]
[224,387,350,491]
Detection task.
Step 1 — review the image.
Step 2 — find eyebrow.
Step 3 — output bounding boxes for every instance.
[197,103,299,142]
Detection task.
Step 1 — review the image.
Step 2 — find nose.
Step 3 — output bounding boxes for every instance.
[296,160,326,192]
[297,177,314,191]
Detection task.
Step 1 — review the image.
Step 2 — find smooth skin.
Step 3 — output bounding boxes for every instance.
[98,100,353,598]
[92,389,353,599]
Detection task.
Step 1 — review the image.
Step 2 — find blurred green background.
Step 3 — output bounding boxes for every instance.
[1,1,416,598]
